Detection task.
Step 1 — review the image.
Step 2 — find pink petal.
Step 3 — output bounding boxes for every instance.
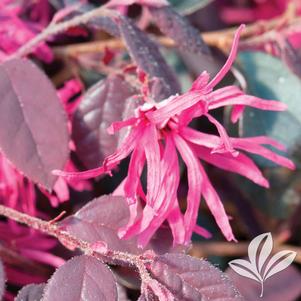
[206,24,245,90]
[208,92,287,112]
[119,139,146,238]
[20,249,65,268]
[197,162,236,242]
[146,92,203,125]
[53,126,142,179]
[194,225,212,239]
[190,71,210,91]
[232,139,295,170]
[137,134,179,247]
[173,134,202,243]
[205,113,239,156]
[107,117,138,135]
[144,125,161,208]
[193,144,269,188]
[167,200,185,245]
[231,104,245,123]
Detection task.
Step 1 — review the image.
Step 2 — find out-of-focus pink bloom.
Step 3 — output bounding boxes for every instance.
[0,0,53,63]
[54,25,295,247]
[57,78,83,116]
[220,0,301,24]
[0,154,64,291]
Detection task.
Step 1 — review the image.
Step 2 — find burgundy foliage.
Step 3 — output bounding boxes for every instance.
[149,253,244,301]
[0,0,300,300]
[15,283,46,301]
[72,75,136,169]
[42,255,117,301]
[118,16,181,101]
[0,58,69,190]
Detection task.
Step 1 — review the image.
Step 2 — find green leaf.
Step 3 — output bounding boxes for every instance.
[237,51,301,167]
[168,0,213,15]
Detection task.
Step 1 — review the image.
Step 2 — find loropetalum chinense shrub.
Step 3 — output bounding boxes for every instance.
[0,0,300,300]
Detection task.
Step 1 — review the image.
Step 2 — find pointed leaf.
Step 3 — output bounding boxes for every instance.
[15,283,46,301]
[59,195,139,253]
[42,255,117,301]
[0,58,69,189]
[264,251,296,280]
[149,253,244,301]
[149,6,210,56]
[59,195,176,255]
[72,75,136,169]
[118,16,181,101]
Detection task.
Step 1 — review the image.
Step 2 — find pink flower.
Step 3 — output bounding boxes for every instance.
[54,25,295,247]
[0,0,53,63]
[220,0,301,24]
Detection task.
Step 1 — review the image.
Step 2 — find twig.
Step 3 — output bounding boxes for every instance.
[190,241,301,264]
[10,6,115,59]
[52,10,301,58]
[0,205,167,293]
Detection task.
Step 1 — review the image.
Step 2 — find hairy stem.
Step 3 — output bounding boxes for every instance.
[0,205,166,294]
[11,6,115,59]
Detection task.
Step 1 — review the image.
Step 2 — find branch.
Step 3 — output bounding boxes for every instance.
[10,6,115,59]
[53,7,301,58]
[0,205,165,292]
[190,241,301,264]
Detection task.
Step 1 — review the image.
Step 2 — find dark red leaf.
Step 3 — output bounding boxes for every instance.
[0,59,69,190]
[72,75,136,169]
[278,38,301,78]
[42,255,117,301]
[59,195,177,255]
[15,283,45,301]
[118,16,181,101]
[149,253,244,301]
[150,6,210,56]
[59,195,139,253]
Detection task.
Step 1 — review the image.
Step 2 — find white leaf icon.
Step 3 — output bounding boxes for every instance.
[229,259,262,282]
[248,232,272,273]
[263,250,297,280]
[229,232,297,298]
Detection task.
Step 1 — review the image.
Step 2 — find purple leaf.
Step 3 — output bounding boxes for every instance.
[149,253,244,301]
[149,6,210,56]
[72,75,136,169]
[278,38,301,78]
[15,283,45,301]
[42,255,117,301]
[63,3,120,37]
[117,16,181,101]
[59,195,139,253]
[0,260,5,299]
[0,59,69,190]
[227,265,301,301]
[59,195,177,255]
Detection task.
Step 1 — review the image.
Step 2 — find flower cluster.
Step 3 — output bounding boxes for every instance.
[55,25,295,247]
